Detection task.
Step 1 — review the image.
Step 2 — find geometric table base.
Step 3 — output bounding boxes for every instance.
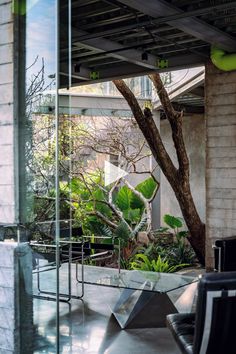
[173,281,198,313]
[111,279,197,329]
[112,286,177,329]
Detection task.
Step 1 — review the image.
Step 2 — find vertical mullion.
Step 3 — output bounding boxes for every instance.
[55,0,60,352]
[68,0,72,299]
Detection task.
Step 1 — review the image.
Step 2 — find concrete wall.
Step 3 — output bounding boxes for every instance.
[160,113,206,225]
[0,1,16,223]
[0,242,33,353]
[205,62,236,268]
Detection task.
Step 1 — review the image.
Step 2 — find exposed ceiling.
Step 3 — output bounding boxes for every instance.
[59,0,236,87]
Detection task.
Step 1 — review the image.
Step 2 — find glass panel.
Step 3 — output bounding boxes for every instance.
[18,0,59,352]
[14,0,165,352]
[24,0,57,226]
[15,0,164,351]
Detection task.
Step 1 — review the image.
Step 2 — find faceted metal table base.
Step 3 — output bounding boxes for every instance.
[111,280,197,329]
[174,281,198,313]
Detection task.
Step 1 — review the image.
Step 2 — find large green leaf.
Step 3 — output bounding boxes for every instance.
[64,178,90,200]
[93,189,112,216]
[129,177,158,210]
[130,193,144,210]
[135,177,159,199]
[164,214,183,229]
[123,208,141,223]
[115,186,132,211]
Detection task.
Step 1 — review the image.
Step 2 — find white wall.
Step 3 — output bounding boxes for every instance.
[160,113,206,225]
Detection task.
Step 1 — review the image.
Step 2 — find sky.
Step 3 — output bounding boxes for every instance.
[26,0,56,88]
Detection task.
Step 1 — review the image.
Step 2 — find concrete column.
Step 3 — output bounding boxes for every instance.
[0,242,33,353]
[0,1,16,223]
[205,61,236,269]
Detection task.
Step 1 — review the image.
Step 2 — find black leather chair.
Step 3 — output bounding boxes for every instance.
[166,271,236,354]
[213,236,236,272]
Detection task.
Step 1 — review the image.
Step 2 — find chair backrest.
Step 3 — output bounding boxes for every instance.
[59,226,83,238]
[50,221,83,239]
[193,271,236,354]
[214,236,236,271]
[60,239,115,262]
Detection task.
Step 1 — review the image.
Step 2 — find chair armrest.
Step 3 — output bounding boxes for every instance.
[166,313,195,354]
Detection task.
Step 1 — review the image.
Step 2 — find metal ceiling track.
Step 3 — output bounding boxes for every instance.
[116,0,236,52]
[75,1,236,45]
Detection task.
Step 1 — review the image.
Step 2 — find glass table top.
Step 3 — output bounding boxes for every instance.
[96,270,198,328]
[97,270,197,293]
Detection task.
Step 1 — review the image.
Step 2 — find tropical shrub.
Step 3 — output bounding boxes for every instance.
[153,214,196,266]
[59,174,158,238]
[130,254,188,273]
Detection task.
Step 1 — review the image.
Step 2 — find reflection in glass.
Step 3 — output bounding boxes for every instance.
[21,0,57,234]
[18,0,59,352]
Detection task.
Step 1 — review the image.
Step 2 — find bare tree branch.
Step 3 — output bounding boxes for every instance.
[113,79,178,187]
[88,211,118,229]
[149,73,189,182]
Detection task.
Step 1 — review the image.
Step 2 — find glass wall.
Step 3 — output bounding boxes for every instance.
[22,0,57,225]
[17,1,159,352]
[18,1,88,352]
[18,0,60,352]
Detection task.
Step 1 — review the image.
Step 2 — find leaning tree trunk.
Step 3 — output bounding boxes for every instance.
[172,178,205,264]
[113,75,205,265]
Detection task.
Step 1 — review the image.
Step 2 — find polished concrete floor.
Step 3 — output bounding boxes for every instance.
[33,264,182,354]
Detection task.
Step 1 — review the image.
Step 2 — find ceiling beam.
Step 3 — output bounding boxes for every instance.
[69,53,204,86]
[60,63,91,81]
[68,63,151,87]
[71,26,159,70]
[117,0,236,52]
[68,36,203,64]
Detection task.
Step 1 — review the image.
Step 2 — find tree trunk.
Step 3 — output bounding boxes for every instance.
[173,180,205,264]
[113,76,206,265]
